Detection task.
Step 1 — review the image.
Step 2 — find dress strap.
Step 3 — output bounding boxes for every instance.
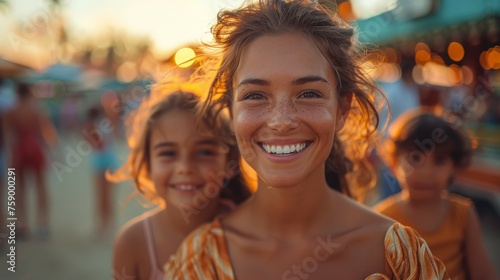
[143,217,161,274]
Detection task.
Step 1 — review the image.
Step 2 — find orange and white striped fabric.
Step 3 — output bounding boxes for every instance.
[375,194,471,279]
[164,220,448,280]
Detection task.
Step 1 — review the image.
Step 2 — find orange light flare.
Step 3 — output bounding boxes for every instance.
[415,50,431,66]
[383,47,400,64]
[486,46,500,69]
[338,2,356,22]
[461,66,474,85]
[415,42,431,53]
[431,53,445,65]
[174,47,196,68]
[448,42,465,62]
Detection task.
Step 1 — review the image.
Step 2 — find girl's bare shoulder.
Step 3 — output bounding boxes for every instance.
[114,210,160,250]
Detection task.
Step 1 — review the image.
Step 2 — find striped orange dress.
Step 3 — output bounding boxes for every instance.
[163,220,448,280]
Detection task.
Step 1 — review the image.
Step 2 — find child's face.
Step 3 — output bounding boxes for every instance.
[231,32,342,188]
[148,110,229,212]
[393,151,456,200]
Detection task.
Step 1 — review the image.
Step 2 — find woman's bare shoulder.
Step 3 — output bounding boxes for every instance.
[339,194,396,229]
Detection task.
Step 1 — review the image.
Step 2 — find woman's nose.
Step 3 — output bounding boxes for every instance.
[267,96,299,133]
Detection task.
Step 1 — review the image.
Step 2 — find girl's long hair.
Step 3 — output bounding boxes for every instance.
[108,82,251,206]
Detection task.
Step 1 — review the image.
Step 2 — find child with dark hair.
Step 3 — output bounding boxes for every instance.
[374,109,497,280]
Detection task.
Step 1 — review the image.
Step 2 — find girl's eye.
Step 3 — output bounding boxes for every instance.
[299,90,321,98]
[243,92,265,100]
[198,149,216,157]
[159,151,176,158]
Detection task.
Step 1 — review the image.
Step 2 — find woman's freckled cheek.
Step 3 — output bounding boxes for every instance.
[302,106,335,124]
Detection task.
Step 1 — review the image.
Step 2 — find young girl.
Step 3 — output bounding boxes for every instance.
[165,1,448,279]
[374,109,497,280]
[85,105,119,237]
[112,86,251,280]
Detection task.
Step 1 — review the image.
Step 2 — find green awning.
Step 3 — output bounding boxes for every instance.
[355,0,500,44]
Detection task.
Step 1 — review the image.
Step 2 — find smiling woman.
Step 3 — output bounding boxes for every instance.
[164,1,449,279]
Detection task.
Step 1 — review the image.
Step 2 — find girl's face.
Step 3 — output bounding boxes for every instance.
[231,32,342,188]
[148,110,229,211]
[393,151,456,201]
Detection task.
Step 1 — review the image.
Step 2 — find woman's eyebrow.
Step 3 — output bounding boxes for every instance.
[236,78,269,89]
[292,75,329,85]
[236,75,329,89]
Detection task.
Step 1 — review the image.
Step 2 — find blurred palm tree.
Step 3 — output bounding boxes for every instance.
[46,0,68,60]
[0,0,9,13]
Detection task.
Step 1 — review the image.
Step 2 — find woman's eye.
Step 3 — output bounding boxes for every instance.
[299,90,321,98]
[243,92,265,100]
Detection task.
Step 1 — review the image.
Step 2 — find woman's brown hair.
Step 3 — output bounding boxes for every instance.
[200,0,387,200]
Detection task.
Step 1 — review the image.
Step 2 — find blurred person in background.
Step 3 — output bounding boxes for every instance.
[60,95,81,137]
[111,88,251,280]
[3,82,58,240]
[374,109,497,280]
[376,64,421,200]
[85,105,120,238]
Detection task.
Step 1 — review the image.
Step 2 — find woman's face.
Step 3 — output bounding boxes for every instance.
[231,32,342,188]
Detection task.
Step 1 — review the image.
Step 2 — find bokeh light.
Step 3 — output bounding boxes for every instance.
[448,42,465,62]
[174,47,196,68]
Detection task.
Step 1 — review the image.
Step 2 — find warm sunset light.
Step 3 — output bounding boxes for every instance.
[338,2,356,22]
[415,42,431,53]
[415,50,431,65]
[480,46,500,70]
[174,47,196,68]
[448,42,465,62]
[487,46,500,69]
[461,65,474,85]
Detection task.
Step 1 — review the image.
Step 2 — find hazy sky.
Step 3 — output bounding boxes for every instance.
[0,0,247,61]
[0,0,390,67]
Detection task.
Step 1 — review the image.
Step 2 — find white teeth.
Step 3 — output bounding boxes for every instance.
[276,146,283,154]
[177,185,196,191]
[261,143,307,155]
[265,145,271,153]
[283,146,290,153]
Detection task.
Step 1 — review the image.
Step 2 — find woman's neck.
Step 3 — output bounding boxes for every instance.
[246,174,336,240]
